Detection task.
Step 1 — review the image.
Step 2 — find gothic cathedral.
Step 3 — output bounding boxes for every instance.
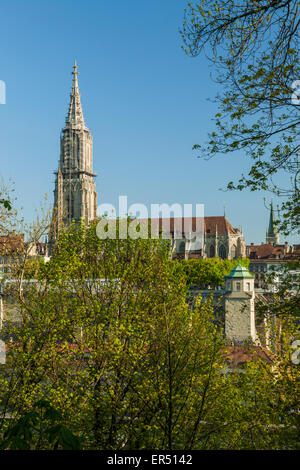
[50,63,246,260]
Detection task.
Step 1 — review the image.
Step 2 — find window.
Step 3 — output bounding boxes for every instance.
[231,245,237,259]
[209,245,215,258]
[178,241,185,253]
[246,282,250,291]
[218,245,226,259]
[236,282,241,291]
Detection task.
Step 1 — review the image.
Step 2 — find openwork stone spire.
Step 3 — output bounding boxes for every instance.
[266,201,280,245]
[66,60,85,128]
[51,62,98,237]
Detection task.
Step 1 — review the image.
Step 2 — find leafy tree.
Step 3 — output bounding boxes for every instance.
[0,180,22,237]
[0,400,81,450]
[1,220,299,449]
[179,257,249,288]
[0,221,240,449]
[181,0,300,234]
[256,258,300,319]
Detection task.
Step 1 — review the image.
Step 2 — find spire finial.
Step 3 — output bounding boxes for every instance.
[66,61,85,128]
[73,60,78,78]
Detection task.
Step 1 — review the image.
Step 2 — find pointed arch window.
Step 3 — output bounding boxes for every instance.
[76,134,80,167]
[218,245,226,259]
[66,192,75,221]
[209,245,215,258]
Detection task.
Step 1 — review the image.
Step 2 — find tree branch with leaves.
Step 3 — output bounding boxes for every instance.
[182,0,300,234]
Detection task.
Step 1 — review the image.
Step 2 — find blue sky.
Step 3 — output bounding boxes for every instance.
[0,0,297,244]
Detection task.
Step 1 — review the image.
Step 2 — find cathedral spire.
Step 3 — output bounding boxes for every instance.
[66,60,85,128]
[51,62,98,234]
[268,201,275,234]
[266,201,280,245]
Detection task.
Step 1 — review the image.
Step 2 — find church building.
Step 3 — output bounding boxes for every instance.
[50,63,246,260]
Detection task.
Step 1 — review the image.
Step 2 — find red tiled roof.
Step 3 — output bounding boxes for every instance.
[0,234,25,254]
[204,216,238,235]
[224,345,274,367]
[246,243,299,260]
[138,217,239,236]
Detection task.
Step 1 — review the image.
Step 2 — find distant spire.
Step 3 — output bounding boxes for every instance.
[66,61,85,128]
[266,201,280,245]
[268,201,275,234]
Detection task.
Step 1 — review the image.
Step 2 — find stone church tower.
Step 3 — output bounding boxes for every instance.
[224,263,257,344]
[266,202,280,245]
[52,61,97,232]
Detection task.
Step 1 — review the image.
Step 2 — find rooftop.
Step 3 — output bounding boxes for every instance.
[225,262,254,279]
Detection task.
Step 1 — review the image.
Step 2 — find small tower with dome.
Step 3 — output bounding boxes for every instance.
[224,263,257,344]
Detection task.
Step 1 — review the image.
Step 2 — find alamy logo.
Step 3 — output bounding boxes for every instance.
[96,196,204,242]
[0,80,6,104]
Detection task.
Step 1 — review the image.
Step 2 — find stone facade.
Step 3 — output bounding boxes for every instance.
[52,61,97,233]
[224,263,257,343]
[161,216,246,260]
[246,242,298,288]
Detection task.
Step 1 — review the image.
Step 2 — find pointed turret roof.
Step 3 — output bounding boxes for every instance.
[225,262,254,279]
[65,60,86,128]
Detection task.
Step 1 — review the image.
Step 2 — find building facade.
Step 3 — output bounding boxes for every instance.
[155,216,246,260]
[52,62,97,234]
[224,263,257,343]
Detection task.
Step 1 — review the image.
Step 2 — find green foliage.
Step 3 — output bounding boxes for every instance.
[0,199,12,211]
[179,257,249,288]
[0,222,299,449]
[256,258,300,320]
[18,257,46,279]
[0,221,231,449]
[181,0,300,234]
[0,400,81,450]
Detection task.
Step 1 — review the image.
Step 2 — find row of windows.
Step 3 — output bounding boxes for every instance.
[236,282,251,291]
[177,242,238,259]
[226,280,252,291]
[250,265,267,272]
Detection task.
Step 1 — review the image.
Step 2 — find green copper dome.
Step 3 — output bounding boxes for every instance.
[225,262,254,279]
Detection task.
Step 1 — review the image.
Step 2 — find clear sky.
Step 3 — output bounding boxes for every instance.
[0,0,298,245]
